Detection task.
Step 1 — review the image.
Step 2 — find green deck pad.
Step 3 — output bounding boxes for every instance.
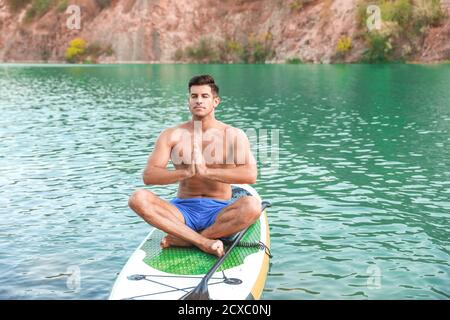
[142,220,261,275]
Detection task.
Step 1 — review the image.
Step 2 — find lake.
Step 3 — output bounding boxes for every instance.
[0,63,449,299]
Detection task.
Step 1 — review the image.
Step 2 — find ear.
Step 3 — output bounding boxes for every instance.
[214,96,221,107]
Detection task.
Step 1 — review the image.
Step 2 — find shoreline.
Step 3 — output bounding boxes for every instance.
[1,60,450,66]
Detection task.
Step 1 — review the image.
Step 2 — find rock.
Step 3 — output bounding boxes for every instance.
[0,0,449,63]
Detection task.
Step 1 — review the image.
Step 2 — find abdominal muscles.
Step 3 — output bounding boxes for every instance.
[175,164,233,200]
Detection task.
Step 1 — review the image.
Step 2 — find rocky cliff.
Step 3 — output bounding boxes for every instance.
[0,0,449,63]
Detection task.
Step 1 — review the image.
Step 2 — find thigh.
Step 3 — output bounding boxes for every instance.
[148,191,186,223]
[214,196,250,222]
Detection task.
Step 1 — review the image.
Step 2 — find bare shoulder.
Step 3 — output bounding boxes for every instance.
[215,121,237,133]
[166,121,191,132]
[158,122,190,144]
[174,121,192,130]
[223,124,248,139]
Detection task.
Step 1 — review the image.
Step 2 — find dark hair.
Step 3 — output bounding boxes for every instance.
[188,75,219,97]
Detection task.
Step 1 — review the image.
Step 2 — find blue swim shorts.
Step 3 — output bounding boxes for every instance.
[170,198,233,231]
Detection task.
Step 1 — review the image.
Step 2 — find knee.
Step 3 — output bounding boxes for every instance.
[239,196,262,224]
[128,189,156,212]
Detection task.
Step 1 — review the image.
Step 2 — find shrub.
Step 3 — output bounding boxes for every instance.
[41,48,51,61]
[289,0,303,11]
[65,47,83,63]
[65,38,87,63]
[289,0,314,12]
[57,0,69,12]
[105,46,114,56]
[362,31,392,63]
[252,42,272,63]
[86,43,102,56]
[70,38,87,50]
[336,36,352,54]
[25,0,51,21]
[240,32,275,63]
[84,42,114,62]
[379,0,413,29]
[286,57,303,64]
[33,0,52,16]
[185,38,218,63]
[217,38,243,63]
[174,49,184,61]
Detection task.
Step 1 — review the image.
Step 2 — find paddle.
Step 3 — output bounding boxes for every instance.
[180,200,272,300]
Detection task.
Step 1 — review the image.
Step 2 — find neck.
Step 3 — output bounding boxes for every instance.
[191,113,217,131]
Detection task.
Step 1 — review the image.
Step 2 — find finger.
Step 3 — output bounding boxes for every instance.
[193,136,200,146]
[194,153,201,165]
[192,146,198,164]
[194,148,202,164]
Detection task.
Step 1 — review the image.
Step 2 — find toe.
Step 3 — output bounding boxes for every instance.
[213,240,224,257]
[160,237,169,248]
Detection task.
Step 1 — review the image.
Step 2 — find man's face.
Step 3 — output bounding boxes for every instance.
[188,85,220,118]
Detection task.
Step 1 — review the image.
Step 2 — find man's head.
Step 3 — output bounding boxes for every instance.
[188,75,220,119]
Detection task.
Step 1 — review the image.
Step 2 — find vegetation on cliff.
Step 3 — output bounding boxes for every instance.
[65,38,113,63]
[2,0,449,64]
[174,32,275,64]
[356,0,446,62]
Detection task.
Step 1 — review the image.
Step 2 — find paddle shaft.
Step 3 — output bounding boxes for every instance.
[181,200,271,300]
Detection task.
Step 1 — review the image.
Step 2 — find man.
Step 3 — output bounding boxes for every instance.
[128,75,261,257]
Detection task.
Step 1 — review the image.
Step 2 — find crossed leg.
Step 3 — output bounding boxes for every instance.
[202,196,262,239]
[160,196,262,247]
[128,189,224,257]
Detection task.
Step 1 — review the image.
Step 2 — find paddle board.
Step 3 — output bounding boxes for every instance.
[109,184,271,300]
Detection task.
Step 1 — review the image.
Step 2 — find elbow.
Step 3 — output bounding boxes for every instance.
[142,175,151,185]
[247,170,257,184]
[142,170,154,185]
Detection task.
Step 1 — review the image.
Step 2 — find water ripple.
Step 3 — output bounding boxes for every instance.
[1,64,449,299]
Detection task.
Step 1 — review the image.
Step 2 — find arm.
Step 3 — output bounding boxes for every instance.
[204,165,257,184]
[196,129,257,184]
[143,129,192,185]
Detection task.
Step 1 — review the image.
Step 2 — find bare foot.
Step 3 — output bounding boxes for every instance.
[201,239,224,257]
[160,235,193,249]
[160,235,224,257]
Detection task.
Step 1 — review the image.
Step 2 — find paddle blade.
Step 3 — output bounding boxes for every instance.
[181,279,210,300]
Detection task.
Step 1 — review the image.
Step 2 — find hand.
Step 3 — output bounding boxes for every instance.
[180,142,197,180]
[182,162,196,180]
[195,161,208,177]
[192,140,208,177]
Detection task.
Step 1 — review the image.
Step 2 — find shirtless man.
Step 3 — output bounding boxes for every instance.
[128,75,261,257]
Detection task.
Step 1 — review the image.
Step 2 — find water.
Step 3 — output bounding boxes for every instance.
[0,64,449,299]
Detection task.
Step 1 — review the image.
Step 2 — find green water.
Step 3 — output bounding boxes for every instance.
[0,64,449,299]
